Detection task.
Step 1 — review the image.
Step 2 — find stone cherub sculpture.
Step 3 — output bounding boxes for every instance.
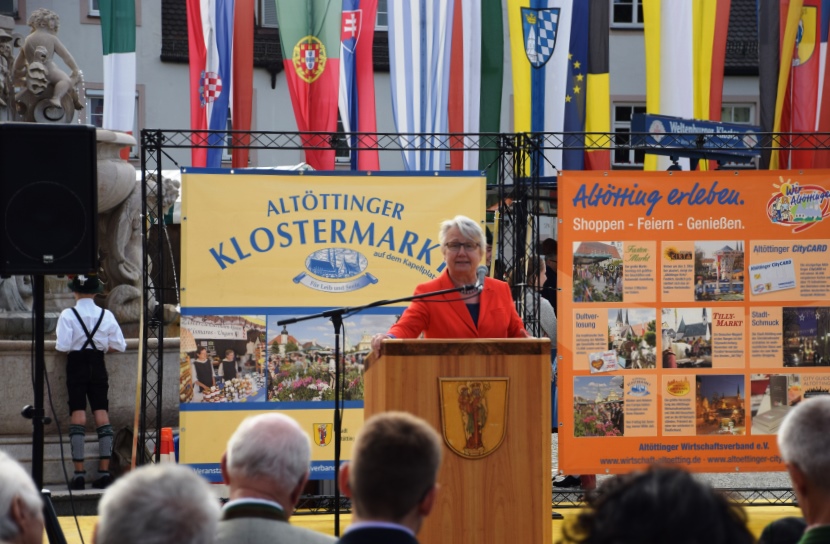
[12,8,84,122]
[101,171,182,325]
[0,15,17,114]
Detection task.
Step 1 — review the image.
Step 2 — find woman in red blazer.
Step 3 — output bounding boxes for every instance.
[371,215,528,356]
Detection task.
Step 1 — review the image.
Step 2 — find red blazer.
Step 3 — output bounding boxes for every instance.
[387,271,528,339]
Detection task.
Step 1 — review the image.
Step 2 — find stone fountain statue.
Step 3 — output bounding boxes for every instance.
[1,10,181,483]
[0,8,179,335]
[12,8,84,123]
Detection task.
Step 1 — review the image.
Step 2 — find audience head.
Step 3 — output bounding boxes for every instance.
[95,464,219,544]
[527,256,547,289]
[560,466,753,544]
[0,452,43,544]
[222,413,312,509]
[342,412,443,531]
[777,396,830,517]
[758,516,807,544]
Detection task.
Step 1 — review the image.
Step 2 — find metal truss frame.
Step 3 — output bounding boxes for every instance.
[140,129,812,505]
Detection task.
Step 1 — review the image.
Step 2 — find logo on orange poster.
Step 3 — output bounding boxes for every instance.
[667,378,691,397]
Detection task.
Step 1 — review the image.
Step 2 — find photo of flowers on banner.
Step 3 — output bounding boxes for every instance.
[265,314,398,402]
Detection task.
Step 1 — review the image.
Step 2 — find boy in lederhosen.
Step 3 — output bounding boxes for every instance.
[56,274,126,490]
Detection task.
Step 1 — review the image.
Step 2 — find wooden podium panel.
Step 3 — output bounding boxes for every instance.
[365,339,551,544]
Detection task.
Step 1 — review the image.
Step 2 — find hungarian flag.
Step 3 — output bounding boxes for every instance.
[447,0,503,183]
[100,0,136,151]
[187,0,235,168]
[339,0,379,171]
[508,0,573,176]
[388,0,455,171]
[276,0,342,170]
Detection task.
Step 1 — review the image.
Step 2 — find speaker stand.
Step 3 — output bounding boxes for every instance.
[21,275,68,544]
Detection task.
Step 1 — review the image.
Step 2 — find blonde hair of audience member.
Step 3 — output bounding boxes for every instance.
[340,412,443,533]
[777,397,830,519]
[94,464,219,544]
[222,413,312,511]
[0,451,44,544]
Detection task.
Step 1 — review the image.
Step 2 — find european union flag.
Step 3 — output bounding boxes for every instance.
[562,0,588,170]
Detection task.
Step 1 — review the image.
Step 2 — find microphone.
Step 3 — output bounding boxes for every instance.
[475,265,488,292]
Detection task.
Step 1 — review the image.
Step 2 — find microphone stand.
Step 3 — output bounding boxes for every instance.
[277,280,479,535]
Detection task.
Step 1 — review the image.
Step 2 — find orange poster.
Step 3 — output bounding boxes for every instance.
[558,170,830,473]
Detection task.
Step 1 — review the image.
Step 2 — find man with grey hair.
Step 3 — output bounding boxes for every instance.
[338,412,443,544]
[94,464,219,544]
[216,413,335,544]
[0,451,43,544]
[777,396,830,544]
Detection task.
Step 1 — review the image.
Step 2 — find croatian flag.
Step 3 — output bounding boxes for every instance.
[186,0,234,168]
[339,0,379,170]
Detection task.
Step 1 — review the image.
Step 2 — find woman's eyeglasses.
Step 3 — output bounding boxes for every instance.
[446,242,480,253]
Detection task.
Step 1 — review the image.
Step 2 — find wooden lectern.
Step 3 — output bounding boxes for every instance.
[365,339,551,544]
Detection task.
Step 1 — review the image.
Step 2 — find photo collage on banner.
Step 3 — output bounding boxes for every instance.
[559,170,830,473]
[178,169,485,480]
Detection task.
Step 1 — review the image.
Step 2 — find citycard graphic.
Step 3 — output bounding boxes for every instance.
[748,258,796,295]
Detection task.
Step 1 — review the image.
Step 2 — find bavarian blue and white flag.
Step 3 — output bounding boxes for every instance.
[388,0,455,171]
[508,0,572,176]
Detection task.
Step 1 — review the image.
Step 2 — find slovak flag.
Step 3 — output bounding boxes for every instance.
[339,0,379,170]
[186,0,234,168]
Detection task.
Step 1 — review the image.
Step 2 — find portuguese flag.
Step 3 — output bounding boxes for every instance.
[100,0,136,134]
[276,0,343,170]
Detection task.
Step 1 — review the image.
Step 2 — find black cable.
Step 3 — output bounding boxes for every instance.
[44,353,85,544]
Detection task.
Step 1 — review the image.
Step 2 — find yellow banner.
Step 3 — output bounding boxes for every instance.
[179,170,486,478]
[182,171,486,309]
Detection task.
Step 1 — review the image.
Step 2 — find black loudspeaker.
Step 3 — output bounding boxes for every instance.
[0,123,98,275]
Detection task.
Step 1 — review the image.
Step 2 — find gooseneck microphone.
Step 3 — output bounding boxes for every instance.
[475,265,488,292]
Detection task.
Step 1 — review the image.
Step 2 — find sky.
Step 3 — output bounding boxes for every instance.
[266,312,398,347]
[698,374,744,400]
[607,308,655,328]
[574,375,624,400]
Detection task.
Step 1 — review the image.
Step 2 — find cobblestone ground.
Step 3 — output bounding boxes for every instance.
[550,432,792,489]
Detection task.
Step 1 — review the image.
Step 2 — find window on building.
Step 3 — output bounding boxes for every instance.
[84,88,141,158]
[376,0,388,29]
[88,0,100,17]
[222,111,233,162]
[612,104,646,168]
[720,103,757,169]
[258,0,278,28]
[333,115,352,164]
[0,0,19,18]
[611,0,643,27]
[721,104,754,125]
